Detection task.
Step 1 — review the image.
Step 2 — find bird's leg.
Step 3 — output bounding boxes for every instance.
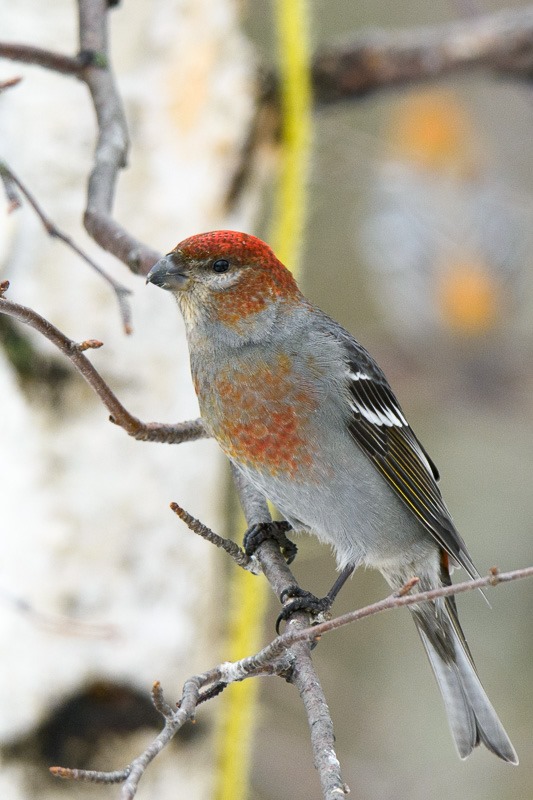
[243,520,297,564]
[276,562,356,634]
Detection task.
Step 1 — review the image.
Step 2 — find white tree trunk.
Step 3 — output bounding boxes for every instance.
[0,1,256,796]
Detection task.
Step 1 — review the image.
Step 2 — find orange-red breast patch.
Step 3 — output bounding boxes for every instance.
[199,352,318,479]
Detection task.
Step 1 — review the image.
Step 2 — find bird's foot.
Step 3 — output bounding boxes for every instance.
[276,586,332,634]
[275,563,356,633]
[243,521,297,564]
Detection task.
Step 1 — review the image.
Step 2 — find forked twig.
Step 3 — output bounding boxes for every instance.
[0,286,206,445]
[0,161,134,333]
[49,565,533,798]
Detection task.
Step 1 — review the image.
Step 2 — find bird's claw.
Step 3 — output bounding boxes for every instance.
[243,521,297,564]
[276,586,332,634]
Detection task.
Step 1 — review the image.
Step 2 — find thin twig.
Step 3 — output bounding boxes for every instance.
[0,161,133,333]
[230,463,347,796]
[150,681,173,718]
[0,42,85,75]
[396,576,419,596]
[182,565,533,683]
[0,21,162,277]
[1,169,21,212]
[5,5,533,110]
[170,501,252,570]
[50,766,130,784]
[3,6,531,797]
[0,583,116,639]
[77,0,161,274]
[1,18,160,279]
[6,5,533,272]
[49,565,533,797]
[261,565,533,662]
[196,681,228,706]
[77,338,104,351]
[119,672,210,798]
[0,75,22,93]
[291,639,349,800]
[0,289,207,444]
[230,464,301,597]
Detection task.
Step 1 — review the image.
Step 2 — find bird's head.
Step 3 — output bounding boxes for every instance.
[146,230,301,338]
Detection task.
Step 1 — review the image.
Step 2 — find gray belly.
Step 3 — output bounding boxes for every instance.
[235,431,436,572]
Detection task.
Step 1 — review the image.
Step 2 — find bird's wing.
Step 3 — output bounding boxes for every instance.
[321,318,479,579]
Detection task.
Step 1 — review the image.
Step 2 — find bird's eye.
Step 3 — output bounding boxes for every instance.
[212,259,230,273]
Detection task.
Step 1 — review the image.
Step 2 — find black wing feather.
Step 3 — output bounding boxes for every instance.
[320,317,478,579]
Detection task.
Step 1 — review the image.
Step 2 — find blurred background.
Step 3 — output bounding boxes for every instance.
[248,2,533,799]
[1,1,533,799]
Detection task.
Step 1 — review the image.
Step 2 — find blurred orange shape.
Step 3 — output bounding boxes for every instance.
[436,261,501,335]
[388,89,481,177]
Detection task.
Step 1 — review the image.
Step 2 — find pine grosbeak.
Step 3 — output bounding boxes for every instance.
[147,230,517,764]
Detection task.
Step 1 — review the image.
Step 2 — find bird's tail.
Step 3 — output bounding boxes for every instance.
[411,595,517,763]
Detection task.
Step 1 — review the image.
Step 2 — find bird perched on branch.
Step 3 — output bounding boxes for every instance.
[147,230,517,764]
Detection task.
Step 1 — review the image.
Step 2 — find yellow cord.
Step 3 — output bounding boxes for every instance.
[214,2,312,798]
[270,0,313,273]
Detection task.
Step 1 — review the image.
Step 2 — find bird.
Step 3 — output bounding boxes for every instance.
[146,229,517,764]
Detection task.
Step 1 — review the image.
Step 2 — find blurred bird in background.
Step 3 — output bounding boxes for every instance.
[361,89,532,404]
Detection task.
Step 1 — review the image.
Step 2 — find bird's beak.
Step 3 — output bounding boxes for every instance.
[146,253,189,291]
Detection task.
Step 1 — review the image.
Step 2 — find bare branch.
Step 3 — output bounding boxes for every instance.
[117,671,210,798]
[0,42,84,75]
[2,4,531,795]
[230,464,302,596]
[76,338,104,351]
[312,5,533,103]
[196,681,228,705]
[76,0,161,274]
[50,566,533,797]
[1,16,160,277]
[50,672,204,792]
[0,168,21,212]
[5,5,533,112]
[263,565,533,659]
[291,640,349,800]
[181,463,342,799]
[170,501,253,570]
[0,161,134,333]
[396,575,420,596]
[171,472,346,798]
[50,766,130,784]
[0,583,116,639]
[183,566,533,682]
[0,290,207,444]
[0,75,22,94]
